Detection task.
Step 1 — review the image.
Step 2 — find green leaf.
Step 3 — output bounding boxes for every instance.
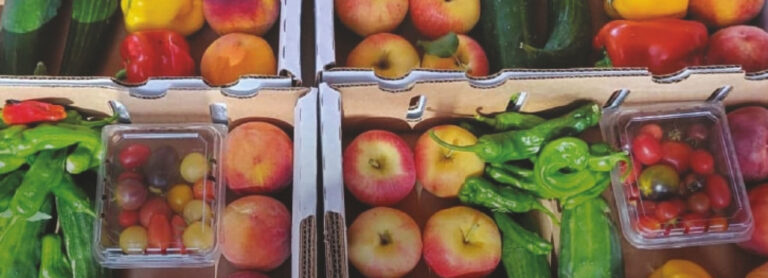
[418,32,459,58]
[595,50,613,68]
[1,0,62,33]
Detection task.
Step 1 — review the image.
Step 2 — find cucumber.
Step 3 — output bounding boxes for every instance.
[479,0,534,71]
[0,0,62,75]
[494,212,551,278]
[559,197,623,278]
[0,198,52,278]
[59,0,119,75]
[522,0,592,68]
[56,194,106,278]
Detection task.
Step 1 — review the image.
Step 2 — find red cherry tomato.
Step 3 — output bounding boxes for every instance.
[687,192,711,215]
[119,143,151,170]
[708,216,729,232]
[655,200,684,223]
[686,123,709,144]
[147,214,172,252]
[118,171,144,182]
[690,150,715,175]
[118,210,139,228]
[681,213,707,234]
[139,197,172,227]
[660,141,693,173]
[639,123,663,140]
[170,215,187,253]
[193,178,216,201]
[706,174,732,210]
[637,216,662,236]
[632,134,662,165]
[639,200,657,216]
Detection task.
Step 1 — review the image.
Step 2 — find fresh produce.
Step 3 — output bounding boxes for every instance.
[343,130,416,206]
[144,145,181,190]
[638,165,680,200]
[203,0,280,35]
[689,0,765,28]
[522,0,593,68]
[119,143,151,170]
[229,272,270,278]
[170,215,187,251]
[747,262,768,278]
[193,178,215,200]
[39,234,72,278]
[115,179,148,210]
[119,31,196,83]
[180,152,208,183]
[633,134,663,165]
[728,106,768,182]
[420,33,490,77]
[120,0,204,35]
[346,33,420,79]
[147,214,172,251]
[167,184,194,213]
[119,209,139,228]
[603,0,688,20]
[182,200,213,224]
[494,213,551,278]
[139,197,173,227]
[56,194,105,278]
[182,221,214,251]
[347,207,421,278]
[458,177,557,222]
[409,0,480,39]
[559,198,623,278]
[0,171,24,213]
[334,0,408,36]
[478,0,533,70]
[740,184,768,256]
[649,259,712,278]
[0,0,61,75]
[690,150,715,175]
[422,206,501,278]
[594,19,709,75]
[224,122,293,194]
[492,213,551,255]
[473,110,545,132]
[119,226,148,254]
[0,199,52,278]
[707,26,768,73]
[201,33,277,86]
[59,0,119,75]
[2,100,66,125]
[415,125,484,198]
[5,150,67,217]
[221,195,290,271]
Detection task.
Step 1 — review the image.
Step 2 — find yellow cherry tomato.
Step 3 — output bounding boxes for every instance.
[180,152,209,183]
[167,184,193,213]
[119,226,148,254]
[182,221,214,251]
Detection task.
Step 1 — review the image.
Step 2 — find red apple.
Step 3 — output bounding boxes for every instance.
[409,0,480,39]
[707,26,768,72]
[728,106,768,182]
[347,33,420,79]
[343,130,416,206]
[221,195,291,271]
[335,0,408,36]
[740,184,768,256]
[423,206,501,277]
[421,34,489,77]
[348,207,421,277]
[224,122,293,194]
[690,0,765,27]
[415,125,485,198]
[203,0,280,36]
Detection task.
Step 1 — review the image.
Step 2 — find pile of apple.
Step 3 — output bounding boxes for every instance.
[220,122,294,278]
[337,0,490,78]
[344,126,501,277]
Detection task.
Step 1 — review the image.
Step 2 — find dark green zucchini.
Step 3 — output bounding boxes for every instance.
[59,0,119,75]
[522,0,592,68]
[479,0,534,71]
[495,212,552,278]
[0,0,62,75]
[559,197,623,278]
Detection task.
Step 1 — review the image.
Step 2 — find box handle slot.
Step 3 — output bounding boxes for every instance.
[706,85,733,103]
[209,103,229,125]
[108,100,132,124]
[603,88,630,110]
[405,95,427,122]
[506,91,529,112]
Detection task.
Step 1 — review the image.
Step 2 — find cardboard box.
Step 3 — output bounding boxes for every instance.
[320,70,768,278]
[0,76,317,278]
[0,0,303,84]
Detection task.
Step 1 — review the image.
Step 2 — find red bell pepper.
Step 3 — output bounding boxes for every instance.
[2,100,67,125]
[119,30,195,83]
[594,19,709,75]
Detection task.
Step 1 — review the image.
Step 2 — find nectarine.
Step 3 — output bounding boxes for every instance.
[224,122,293,194]
[203,0,280,36]
[221,195,291,271]
[201,33,277,86]
[707,26,768,72]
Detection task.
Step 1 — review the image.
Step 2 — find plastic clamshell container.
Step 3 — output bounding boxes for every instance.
[600,101,753,249]
[94,124,227,268]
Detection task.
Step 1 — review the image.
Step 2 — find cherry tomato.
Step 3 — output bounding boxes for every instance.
[167,184,194,214]
[118,171,144,182]
[639,200,657,216]
[632,134,662,165]
[639,165,680,200]
[193,178,216,200]
[660,141,693,173]
[686,123,709,145]
[680,173,705,196]
[139,197,172,227]
[708,216,729,232]
[147,214,172,252]
[690,150,715,175]
[639,123,663,140]
[144,146,180,190]
[183,200,213,224]
[706,174,732,210]
[687,192,711,215]
[655,200,684,223]
[183,221,215,251]
[180,152,209,184]
[637,216,662,236]
[119,143,151,170]
[119,226,147,254]
[115,179,148,210]
[170,215,187,253]
[119,210,139,228]
[681,213,707,234]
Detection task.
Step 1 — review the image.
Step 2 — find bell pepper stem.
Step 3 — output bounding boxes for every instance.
[115,69,127,80]
[429,131,476,152]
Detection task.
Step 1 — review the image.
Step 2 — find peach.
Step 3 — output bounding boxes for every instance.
[203,0,280,36]
[415,125,485,198]
[707,25,768,72]
[224,122,293,194]
[335,0,408,36]
[221,195,291,271]
[201,33,277,86]
[421,34,490,77]
[348,207,422,277]
[347,33,420,79]
[409,0,480,39]
[423,206,501,278]
[690,0,765,27]
[343,130,416,206]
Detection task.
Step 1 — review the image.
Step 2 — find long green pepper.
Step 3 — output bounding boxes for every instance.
[0,197,52,278]
[458,177,558,224]
[3,150,66,219]
[0,123,102,174]
[474,111,546,132]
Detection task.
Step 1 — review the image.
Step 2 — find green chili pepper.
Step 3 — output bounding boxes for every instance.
[3,150,66,219]
[493,212,552,255]
[0,123,103,174]
[533,137,603,199]
[486,165,554,198]
[52,175,96,218]
[0,171,24,210]
[562,174,611,210]
[588,151,629,172]
[458,121,492,137]
[39,234,72,278]
[431,103,601,163]
[474,111,546,131]
[0,197,51,278]
[62,110,117,129]
[459,177,558,224]
[0,155,26,175]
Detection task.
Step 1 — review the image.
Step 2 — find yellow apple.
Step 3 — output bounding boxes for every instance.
[421,34,490,77]
[346,33,420,79]
[415,125,485,198]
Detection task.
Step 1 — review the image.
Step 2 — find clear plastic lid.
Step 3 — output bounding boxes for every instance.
[94,124,227,268]
[601,101,753,249]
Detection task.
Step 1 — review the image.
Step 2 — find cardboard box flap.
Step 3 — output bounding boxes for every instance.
[292,88,319,278]
[279,0,304,84]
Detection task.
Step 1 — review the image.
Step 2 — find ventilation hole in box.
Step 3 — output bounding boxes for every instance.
[405,95,426,122]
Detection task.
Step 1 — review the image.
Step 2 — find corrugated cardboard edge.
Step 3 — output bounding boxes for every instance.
[314,0,336,82]
[292,88,319,278]
[279,0,303,84]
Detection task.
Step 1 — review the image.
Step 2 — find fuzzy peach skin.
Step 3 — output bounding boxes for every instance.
[689,0,765,27]
[221,195,291,271]
[346,33,420,79]
[423,206,501,278]
[224,122,293,194]
[335,0,408,36]
[348,207,422,278]
[343,130,416,206]
[707,26,768,72]
[415,125,485,198]
[201,33,277,86]
[203,0,280,35]
[409,0,480,39]
[421,35,489,77]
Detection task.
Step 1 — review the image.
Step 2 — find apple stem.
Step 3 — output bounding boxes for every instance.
[379,231,392,246]
[461,223,480,244]
[368,159,381,169]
